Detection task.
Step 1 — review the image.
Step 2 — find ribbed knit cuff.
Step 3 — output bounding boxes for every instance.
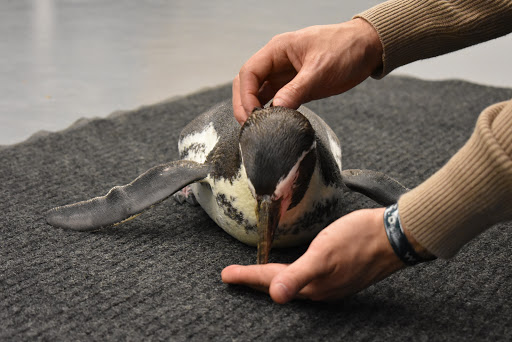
[398,100,512,259]
[354,0,512,78]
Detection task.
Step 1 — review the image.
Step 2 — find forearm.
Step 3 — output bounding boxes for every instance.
[398,100,512,258]
[354,0,512,77]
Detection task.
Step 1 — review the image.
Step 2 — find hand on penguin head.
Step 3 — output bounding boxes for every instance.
[239,106,318,264]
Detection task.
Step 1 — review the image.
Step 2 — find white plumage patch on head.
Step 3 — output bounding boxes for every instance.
[274,141,316,217]
[178,123,219,163]
[328,133,342,171]
[274,141,316,199]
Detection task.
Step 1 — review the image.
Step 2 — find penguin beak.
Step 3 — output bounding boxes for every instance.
[255,196,281,264]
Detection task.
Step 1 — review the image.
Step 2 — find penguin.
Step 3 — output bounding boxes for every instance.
[47,100,408,264]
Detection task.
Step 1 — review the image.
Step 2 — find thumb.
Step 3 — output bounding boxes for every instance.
[269,250,327,304]
[273,67,317,109]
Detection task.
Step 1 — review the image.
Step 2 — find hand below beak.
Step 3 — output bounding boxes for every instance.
[256,196,281,264]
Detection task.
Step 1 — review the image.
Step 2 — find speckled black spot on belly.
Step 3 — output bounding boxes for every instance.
[215,193,257,234]
[277,197,342,238]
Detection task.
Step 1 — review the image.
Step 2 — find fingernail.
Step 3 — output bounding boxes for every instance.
[273,97,295,109]
[272,98,285,107]
[275,282,291,303]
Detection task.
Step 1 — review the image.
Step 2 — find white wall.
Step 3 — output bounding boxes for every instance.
[1,0,510,145]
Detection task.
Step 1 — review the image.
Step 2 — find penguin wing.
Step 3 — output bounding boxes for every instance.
[47,160,212,231]
[341,169,409,206]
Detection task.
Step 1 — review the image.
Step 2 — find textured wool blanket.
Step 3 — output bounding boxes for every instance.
[2,76,511,341]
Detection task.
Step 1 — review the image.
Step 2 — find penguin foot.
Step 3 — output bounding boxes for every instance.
[173,185,199,206]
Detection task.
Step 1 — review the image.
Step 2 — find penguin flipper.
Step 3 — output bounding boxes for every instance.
[341,169,409,207]
[47,160,212,231]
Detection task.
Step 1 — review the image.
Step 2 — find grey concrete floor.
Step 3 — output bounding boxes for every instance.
[1,0,511,146]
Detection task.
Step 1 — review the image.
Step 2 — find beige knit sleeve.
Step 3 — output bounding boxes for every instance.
[398,100,512,258]
[354,0,512,77]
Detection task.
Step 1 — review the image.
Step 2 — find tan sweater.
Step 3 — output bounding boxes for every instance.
[355,0,512,258]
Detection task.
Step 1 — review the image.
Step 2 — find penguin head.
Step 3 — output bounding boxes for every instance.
[239,106,317,263]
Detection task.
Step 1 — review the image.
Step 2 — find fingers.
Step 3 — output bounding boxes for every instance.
[272,64,318,109]
[221,209,407,304]
[268,250,330,304]
[221,263,287,288]
[232,75,246,124]
[233,51,320,118]
[257,81,278,108]
[232,64,269,125]
[233,63,308,123]
[221,243,331,305]
[233,34,300,123]
[236,47,276,121]
[221,262,324,303]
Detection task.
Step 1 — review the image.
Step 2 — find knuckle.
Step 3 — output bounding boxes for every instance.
[311,229,332,248]
[238,64,249,76]
[279,83,307,106]
[308,237,338,276]
[307,237,327,258]
[269,31,295,49]
[269,32,285,44]
[286,82,304,96]
[238,65,258,83]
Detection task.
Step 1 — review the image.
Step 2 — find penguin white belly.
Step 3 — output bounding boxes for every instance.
[191,166,259,246]
[178,122,259,245]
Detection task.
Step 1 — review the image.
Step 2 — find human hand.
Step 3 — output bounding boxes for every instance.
[221,208,405,303]
[232,18,383,124]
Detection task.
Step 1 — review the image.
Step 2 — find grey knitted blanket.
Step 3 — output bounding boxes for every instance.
[2,76,511,341]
